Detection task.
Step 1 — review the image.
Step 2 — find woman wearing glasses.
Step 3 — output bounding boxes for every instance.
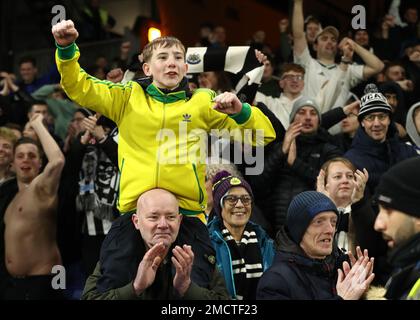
[207,170,275,300]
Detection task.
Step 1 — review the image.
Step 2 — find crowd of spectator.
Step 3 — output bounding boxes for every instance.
[0,0,419,301]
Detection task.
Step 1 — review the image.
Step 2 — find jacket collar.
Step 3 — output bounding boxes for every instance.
[136,76,191,104]
[388,233,420,269]
[351,122,399,152]
[275,226,340,275]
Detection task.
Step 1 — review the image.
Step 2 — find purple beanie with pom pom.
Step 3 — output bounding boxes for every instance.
[212,170,254,216]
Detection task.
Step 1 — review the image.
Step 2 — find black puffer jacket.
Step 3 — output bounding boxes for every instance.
[256,227,345,300]
[250,130,342,233]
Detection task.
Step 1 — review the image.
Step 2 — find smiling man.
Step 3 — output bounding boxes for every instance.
[345,84,418,194]
[0,128,17,186]
[292,0,384,114]
[257,191,375,300]
[82,188,229,300]
[257,96,342,233]
[1,114,65,300]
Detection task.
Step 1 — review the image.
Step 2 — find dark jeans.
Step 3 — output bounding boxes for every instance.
[3,275,64,300]
[97,213,216,292]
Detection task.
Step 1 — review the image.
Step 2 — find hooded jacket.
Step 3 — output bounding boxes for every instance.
[345,123,418,194]
[406,102,420,148]
[256,227,344,300]
[55,43,276,217]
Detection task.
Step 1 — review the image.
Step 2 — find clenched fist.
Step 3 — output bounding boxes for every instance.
[52,20,79,47]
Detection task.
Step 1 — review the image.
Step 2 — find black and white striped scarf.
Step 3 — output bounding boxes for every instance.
[186,46,264,103]
[221,223,263,300]
[76,129,120,235]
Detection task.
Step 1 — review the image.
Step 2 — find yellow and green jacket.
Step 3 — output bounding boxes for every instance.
[56,43,276,221]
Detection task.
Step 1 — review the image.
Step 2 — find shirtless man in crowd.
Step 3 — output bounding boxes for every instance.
[3,113,65,299]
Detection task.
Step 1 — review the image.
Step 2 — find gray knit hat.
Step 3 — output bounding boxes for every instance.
[289,96,321,124]
[286,191,338,244]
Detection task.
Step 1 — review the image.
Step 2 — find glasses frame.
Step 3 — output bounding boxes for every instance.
[363,113,389,122]
[222,194,252,206]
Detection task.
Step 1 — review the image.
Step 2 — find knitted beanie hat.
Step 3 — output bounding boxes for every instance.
[358,83,393,122]
[289,96,321,124]
[286,191,338,244]
[374,157,420,218]
[212,170,253,216]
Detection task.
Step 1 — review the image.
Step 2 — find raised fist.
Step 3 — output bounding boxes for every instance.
[52,20,79,47]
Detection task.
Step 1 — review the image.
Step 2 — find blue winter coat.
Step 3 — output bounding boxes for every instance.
[208,216,275,299]
[345,123,418,194]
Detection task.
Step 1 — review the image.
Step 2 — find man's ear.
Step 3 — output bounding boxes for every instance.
[413,217,420,232]
[132,213,140,230]
[142,62,152,77]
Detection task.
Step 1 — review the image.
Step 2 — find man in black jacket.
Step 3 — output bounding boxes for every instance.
[82,188,228,300]
[345,84,418,194]
[373,157,420,300]
[251,97,342,233]
[257,191,375,300]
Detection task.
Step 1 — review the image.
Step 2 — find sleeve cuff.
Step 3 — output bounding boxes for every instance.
[116,281,142,300]
[56,42,77,60]
[181,281,201,300]
[229,103,252,124]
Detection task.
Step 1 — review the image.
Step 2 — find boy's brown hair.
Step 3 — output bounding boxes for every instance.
[280,63,305,78]
[13,137,44,161]
[142,36,186,63]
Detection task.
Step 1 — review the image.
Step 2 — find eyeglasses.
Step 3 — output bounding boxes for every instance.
[363,113,389,122]
[222,195,252,206]
[281,74,304,81]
